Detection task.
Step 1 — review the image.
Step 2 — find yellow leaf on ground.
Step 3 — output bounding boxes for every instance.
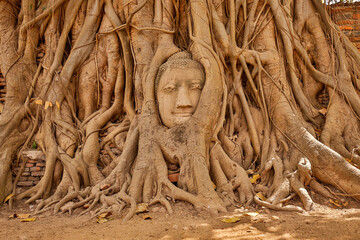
[4,193,14,203]
[319,108,327,115]
[98,212,112,219]
[256,192,267,201]
[250,174,260,184]
[55,101,60,109]
[97,218,108,224]
[20,218,36,222]
[35,99,43,105]
[136,203,149,213]
[343,201,349,207]
[44,101,53,110]
[17,214,31,219]
[142,214,152,220]
[244,212,259,217]
[221,216,241,223]
[329,199,341,208]
[8,214,17,219]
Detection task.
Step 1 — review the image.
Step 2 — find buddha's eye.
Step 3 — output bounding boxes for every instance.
[162,84,176,92]
[190,83,202,90]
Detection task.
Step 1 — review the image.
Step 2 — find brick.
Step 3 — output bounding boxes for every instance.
[17,181,34,187]
[21,171,31,176]
[19,176,28,181]
[36,162,46,167]
[355,42,360,49]
[31,171,44,176]
[28,176,40,181]
[27,159,38,164]
[353,13,360,20]
[30,166,41,171]
[349,37,360,42]
[334,13,353,21]
[25,163,34,168]
[336,19,355,25]
[339,25,353,31]
[344,31,360,38]
[168,173,179,183]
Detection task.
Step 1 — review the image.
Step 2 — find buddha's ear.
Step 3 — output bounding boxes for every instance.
[199,58,210,69]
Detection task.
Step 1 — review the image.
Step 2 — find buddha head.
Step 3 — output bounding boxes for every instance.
[155,52,205,128]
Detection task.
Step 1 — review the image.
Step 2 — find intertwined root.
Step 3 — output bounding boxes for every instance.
[211,143,254,207]
[31,134,256,220]
[2,0,360,223]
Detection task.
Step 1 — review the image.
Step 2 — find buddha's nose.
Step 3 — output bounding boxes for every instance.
[175,86,192,108]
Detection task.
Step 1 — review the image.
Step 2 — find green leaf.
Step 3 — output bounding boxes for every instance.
[32,141,37,149]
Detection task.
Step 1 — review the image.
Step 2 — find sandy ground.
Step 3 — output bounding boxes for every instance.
[1,197,360,240]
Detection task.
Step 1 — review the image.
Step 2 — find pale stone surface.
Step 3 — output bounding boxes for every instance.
[157,67,204,127]
[22,150,46,161]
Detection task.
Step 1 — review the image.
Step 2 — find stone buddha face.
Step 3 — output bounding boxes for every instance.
[156,52,205,128]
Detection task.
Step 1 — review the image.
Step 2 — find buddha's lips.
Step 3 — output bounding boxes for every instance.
[172,112,193,117]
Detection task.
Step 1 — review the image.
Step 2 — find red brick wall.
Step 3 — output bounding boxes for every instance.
[328,2,360,51]
[13,151,46,188]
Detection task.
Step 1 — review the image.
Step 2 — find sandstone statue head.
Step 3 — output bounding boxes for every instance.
[156,52,205,128]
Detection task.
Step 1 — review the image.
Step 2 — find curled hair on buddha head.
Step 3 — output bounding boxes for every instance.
[155,51,205,94]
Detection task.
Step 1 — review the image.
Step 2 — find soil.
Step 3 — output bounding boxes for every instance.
[1,194,359,240]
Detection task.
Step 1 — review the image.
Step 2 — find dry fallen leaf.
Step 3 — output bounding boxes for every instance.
[256,192,267,201]
[136,203,149,214]
[250,174,260,184]
[4,193,14,203]
[221,216,241,223]
[97,218,108,224]
[8,213,17,219]
[20,218,36,222]
[17,214,31,219]
[55,101,60,109]
[83,203,90,209]
[142,214,152,220]
[342,201,349,207]
[319,108,327,115]
[329,199,341,208]
[35,99,43,105]
[44,101,53,110]
[244,212,259,217]
[98,212,112,219]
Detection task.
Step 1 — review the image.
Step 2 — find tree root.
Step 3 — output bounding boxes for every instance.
[254,196,304,213]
